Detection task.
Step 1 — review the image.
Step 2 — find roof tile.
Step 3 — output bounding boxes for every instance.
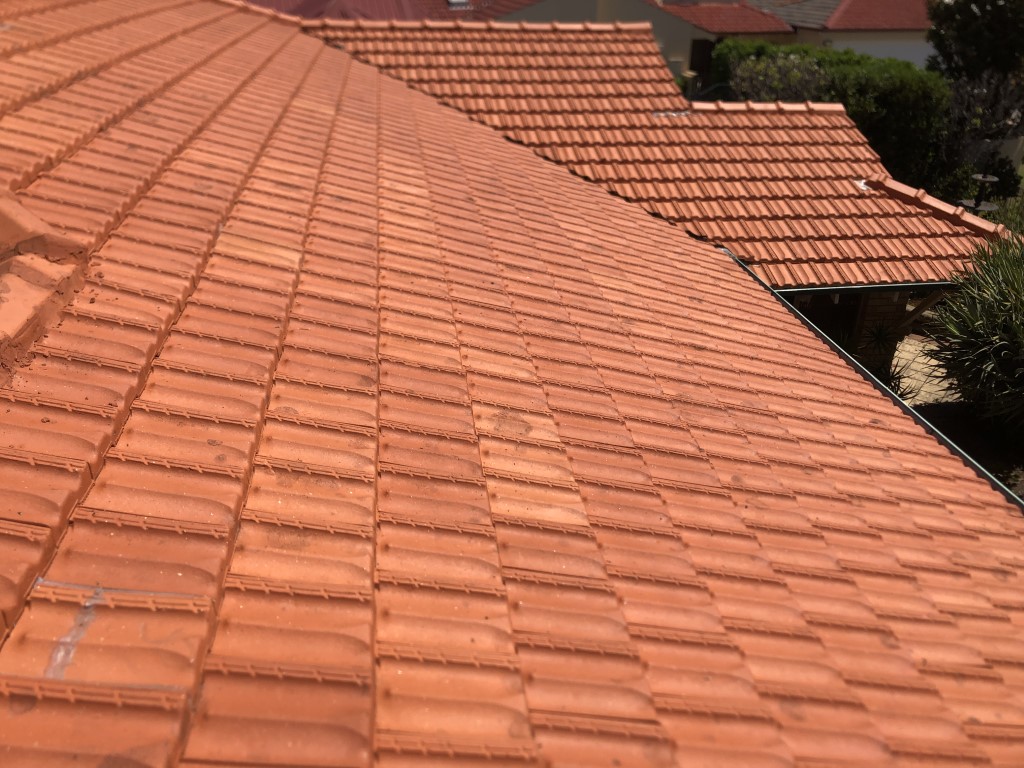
[648,1,794,34]
[0,3,1022,766]
[312,19,989,289]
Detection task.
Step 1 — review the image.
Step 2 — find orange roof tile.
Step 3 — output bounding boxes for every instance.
[1,2,1024,766]
[651,1,794,34]
[827,0,930,30]
[313,18,994,289]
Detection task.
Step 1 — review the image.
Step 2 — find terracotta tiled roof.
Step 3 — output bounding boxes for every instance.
[826,0,930,31]
[747,0,929,30]
[314,19,998,289]
[2,1,1024,765]
[652,1,794,34]
[243,0,544,19]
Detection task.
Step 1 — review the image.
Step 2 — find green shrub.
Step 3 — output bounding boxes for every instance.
[928,234,1024,427]
[710,39,955,194]
[730,52,830,102]
[991,191,1024,234]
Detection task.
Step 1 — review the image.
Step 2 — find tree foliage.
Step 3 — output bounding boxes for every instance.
[927,1,1024,201]
[929,235,1024,428]
[928,0,1024,80]
[730,52,829,102]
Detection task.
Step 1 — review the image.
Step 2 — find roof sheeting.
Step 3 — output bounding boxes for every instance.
[314,19,997,289]
[1,1,1024,766]
[747,0,930,30]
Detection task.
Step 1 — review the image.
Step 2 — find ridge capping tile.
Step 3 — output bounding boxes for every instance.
[867,176,1007,239]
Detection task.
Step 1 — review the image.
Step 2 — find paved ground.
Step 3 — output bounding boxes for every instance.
[892,335,1023,498]
[893,333,956,406]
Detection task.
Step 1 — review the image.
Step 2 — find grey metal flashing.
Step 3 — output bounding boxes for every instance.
[775,280,956,295]
[723,249,1024,510]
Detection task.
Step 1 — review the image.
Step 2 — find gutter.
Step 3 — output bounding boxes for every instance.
[722,248,1024,510]
[775,280,956,295]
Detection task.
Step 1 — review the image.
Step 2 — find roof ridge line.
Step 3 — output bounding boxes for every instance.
[688,100,847,114]
[825,0,857,29]
[213,0,306,26]
[865,174,1008,239]
[310,17,654,33]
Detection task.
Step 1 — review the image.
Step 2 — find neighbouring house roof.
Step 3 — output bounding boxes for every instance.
[2,1,1024,766]
[651,1,794,34]
[747,0,930,31]
[243,0,545,19]
[826,0,930,31]
[313,19,1000,289]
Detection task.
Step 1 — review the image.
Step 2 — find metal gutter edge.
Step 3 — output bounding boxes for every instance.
[723,249,1024,510]
[775,280,956,294]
